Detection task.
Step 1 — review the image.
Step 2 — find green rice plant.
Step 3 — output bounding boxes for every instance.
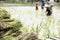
[44,17,51,38]
[51,32,56,38]
[22,24,30,32]
[31,20,46,38]
[0,36,16,40]
[36,24,41,36]
[32,12,56,39]
[11,20,23,30]
[31,24,35,32]
[42,23,50,38]
[25,27,29,32]
[57,20,60,26]
[0,8,10,15]
[30,16,52,39]
[45,16,56,38]
[22,26,28,32]
[0,38,5,40]
[57,21,60,37]
[46,27,50,38]
[4,36,16,40]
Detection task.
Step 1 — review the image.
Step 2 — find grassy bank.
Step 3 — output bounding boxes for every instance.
[55,2,60,6]
[0,2,36,6]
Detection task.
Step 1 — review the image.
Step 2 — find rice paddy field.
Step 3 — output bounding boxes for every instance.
[0,6,60,40]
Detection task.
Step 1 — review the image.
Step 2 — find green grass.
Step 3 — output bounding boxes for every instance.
[55,2,60,6]
[4,2,36,6]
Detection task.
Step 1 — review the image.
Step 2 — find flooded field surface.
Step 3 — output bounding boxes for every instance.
[0,6,60,39]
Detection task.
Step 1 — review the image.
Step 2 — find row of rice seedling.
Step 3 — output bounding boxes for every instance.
[21,10,60,39]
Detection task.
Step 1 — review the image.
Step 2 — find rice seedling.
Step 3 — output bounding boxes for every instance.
[35,24,41,36]
[1,7,60,40]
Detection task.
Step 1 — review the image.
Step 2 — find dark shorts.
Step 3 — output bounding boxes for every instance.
[41,5,45,9]
[46,7,52,16]
[41,6,44,9]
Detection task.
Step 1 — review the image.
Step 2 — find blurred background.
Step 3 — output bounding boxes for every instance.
[0,0,60,40]
[0,0,60,6]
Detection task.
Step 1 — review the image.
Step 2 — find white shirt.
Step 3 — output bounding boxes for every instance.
[49,0,54,5]
[50,0,54,2]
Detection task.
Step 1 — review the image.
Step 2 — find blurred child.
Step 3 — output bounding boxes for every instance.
[49,0,54,11]
[35,0,39,10]
[45,1,52,16]
[41,0,46,10]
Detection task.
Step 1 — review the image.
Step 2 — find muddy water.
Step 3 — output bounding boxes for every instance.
[0,6,60,39]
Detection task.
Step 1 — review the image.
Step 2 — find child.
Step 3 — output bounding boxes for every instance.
[49,0,54,11]
[45,1,52,16]
[41,0,46,10]
[35,0,39,10]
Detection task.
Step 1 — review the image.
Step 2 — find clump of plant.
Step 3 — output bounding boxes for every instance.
[0,8,23,38]
[0,8,41,40]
